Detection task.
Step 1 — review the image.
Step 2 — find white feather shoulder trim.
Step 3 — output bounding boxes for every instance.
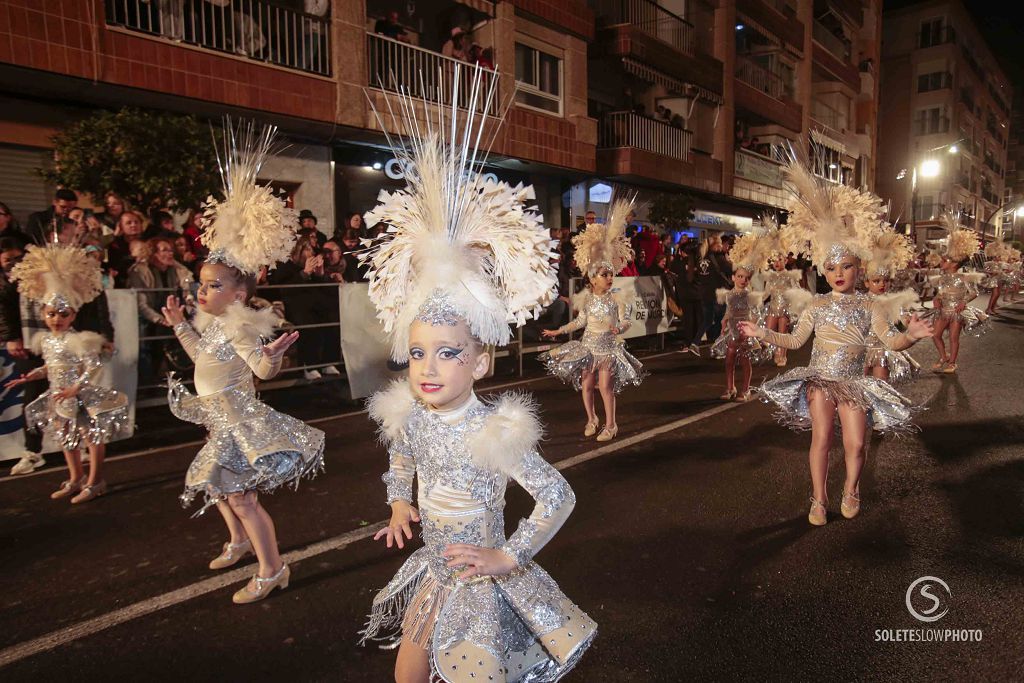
[872,290,919,322]
[747,290,767,308]
[194,302,280,340]
[785,288,815,316]
[715,288,730,305]
[468,392,543,473]
[570,289,591,310]
[962,272,984,285]
[367,379,416,445]
[67,331,107,358]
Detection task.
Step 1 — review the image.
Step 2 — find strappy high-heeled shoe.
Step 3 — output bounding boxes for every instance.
[720,387,737,401]
[840,491,861,519]
[232,564,290,604]
[210,539,253,570]
[50,476,86,500]
[808,497,828,526]
[595,425,618,442]
[583,417,599,437]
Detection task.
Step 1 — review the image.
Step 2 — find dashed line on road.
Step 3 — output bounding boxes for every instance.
[0,393,740,669]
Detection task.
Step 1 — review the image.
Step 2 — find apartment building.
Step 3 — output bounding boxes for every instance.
[0,0,596,232]
[1002,89,1023,241]
[584,0,882,235]
[875,0,1013,244]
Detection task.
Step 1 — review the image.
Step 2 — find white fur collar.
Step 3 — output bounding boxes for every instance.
[194,301,280,339]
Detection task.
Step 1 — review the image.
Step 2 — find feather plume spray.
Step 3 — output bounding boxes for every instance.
[779,147,884,269]
[572,194,636,276]
[200,119,298,275]
[984,234,1009,260]
[937,210,979,262]
[10,243,102,310]
[360,66,558,361]
[865,227,914,277]
[729,218,778,273]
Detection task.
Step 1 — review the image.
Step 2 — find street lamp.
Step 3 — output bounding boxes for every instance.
[920,159,941,177]
[905,140,962,243]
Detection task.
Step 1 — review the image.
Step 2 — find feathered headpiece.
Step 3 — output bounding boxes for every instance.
[10,243,103,311]
[361,68,558,362]
[779,152,885,270]
[937,211,979,263]
[729,219,777,274]
[200,120,299,275]
[864,226,914,278]
[984,234,1010,260]
[572,196,635,276]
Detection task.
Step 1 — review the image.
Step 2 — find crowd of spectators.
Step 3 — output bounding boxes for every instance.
[373,10,495,72]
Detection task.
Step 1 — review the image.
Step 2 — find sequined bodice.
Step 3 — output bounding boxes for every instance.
[582,292,620,331]
[764,271,792,299]
[188,317,268,397]
[936,273,972,313]
[40,333,100,389]
[724,290,755,335]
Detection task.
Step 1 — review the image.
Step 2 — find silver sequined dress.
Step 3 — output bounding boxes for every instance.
[759,292,920,434]
[24,331,129,450]
[931,272,989,335]
[763,270,802,318]
[539,290,644,393]
[169,307,325,513]
[863,291,920,385]
[710,288,770,361]
[360,382,596,682]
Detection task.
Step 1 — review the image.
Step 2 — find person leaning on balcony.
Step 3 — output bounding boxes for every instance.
[374,10,408,42]
[442,27,468,61]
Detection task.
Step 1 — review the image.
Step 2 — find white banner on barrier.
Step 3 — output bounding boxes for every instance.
[571,277,673,340]
[338,283,403,400]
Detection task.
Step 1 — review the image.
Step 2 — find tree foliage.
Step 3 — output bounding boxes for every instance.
[41,108,219,214]
[647,192,697,232]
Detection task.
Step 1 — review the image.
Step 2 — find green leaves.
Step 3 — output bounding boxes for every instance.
[648,192,697,231]
[40,108,219,214]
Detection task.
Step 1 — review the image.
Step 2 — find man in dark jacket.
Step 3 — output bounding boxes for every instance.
[670,242,702,354]
[26,189,78,243]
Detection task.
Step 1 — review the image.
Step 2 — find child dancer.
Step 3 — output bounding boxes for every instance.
[358,69,596,683]
[7,243,128,503]
[862,229,921,384]
[982,237,1007,315]
[710,229,770,401]
[162,123,324,604]
[540,198,643,442]
[930,215,987,374]
[739,158,933,526]
[761,218,802,367]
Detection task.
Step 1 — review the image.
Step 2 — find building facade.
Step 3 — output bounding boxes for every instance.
[1002,89,1024,242]
[875,0,1013,245]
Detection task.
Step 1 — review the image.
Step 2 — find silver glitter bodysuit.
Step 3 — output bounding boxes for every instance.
[169,304,324,513]
[931,272,989,335]
[863,291,921,385]
[711,288,768,360]
[361,382,596,682]
[759,292,920,434]
[24,331,129,450]
[539,290,644,393]
[763,270,801,318]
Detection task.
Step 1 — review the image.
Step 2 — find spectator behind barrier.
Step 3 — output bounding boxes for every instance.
[26,189,78,243]
[0,201,30,250]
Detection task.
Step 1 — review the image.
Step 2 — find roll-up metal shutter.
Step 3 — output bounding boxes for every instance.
[0,145,54,226]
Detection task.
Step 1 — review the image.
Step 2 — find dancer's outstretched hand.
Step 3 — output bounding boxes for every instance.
[374,500,420,549]
[737,321,764,339]
[161,295,186,326]
[443,544,517,580]
[541,329,560,339]
[263,330,299,358]
[905,313,934,340]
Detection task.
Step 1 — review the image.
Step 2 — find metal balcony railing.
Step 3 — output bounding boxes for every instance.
[104,0,331,76]
[811,99,847,133]
[595,0,696,56]
[366,33,498,115]
[735,56,793,101]
[598,111,692,161]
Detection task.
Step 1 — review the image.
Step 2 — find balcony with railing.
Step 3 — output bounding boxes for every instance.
[813,21,851,61]
[736,57,792,101]
[366,34,498,116]
[811,99,848,134]
[104,0,331,76]
[598,111,692,161]
[734,56,801,131]
[595,0,695,57]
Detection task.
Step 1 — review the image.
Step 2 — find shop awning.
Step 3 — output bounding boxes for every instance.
[810,128,846,155]
[622,58,724,104]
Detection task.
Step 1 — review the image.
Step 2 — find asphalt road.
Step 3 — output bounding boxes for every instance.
[2,302,1022,682]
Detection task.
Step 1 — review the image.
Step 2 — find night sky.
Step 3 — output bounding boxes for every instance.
[884,0,1024,87]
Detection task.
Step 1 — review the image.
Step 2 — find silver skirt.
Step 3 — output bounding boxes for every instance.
[539,331,645,394]
[25,385,129,450]
[169,376,325,513]
[863,347,921,385]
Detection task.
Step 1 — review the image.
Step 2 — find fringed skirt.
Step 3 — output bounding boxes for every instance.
[937,306,991,337]
[168,376,325,514]
[759,367,920,435]
[25,385,129,450]
[360,547,596,683]
[863,347,921,385]
[710,328,773,363]
[539,330,644,394]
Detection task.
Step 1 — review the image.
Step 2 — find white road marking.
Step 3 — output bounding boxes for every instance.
[0,352,683,483]
[0,390,738,668]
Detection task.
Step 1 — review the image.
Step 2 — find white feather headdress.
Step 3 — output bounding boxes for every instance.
[864,226,914,278]
[361,68,558,362]
[937,211,979,263]
[779,152,885,270]
[10,243,102,311]
[572,195,635,276]
[200,120,299,275]
[729,216,782,274]
[984,233,1010,260]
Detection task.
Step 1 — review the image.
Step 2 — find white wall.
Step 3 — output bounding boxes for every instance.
[260,143,335,235]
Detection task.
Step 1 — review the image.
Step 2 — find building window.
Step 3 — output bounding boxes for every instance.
[918,18,950,48]
[917,72,951,93]
[811,145,842,183]
[514,42,562,115]
[915,107,949,135]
